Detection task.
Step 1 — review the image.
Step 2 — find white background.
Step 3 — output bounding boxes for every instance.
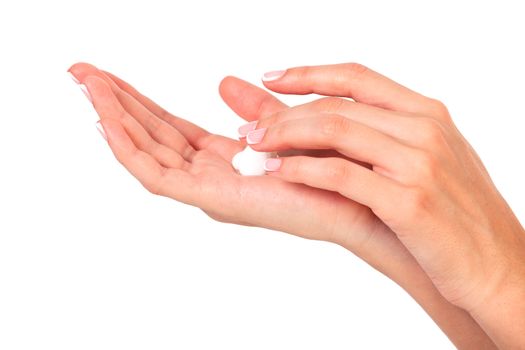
[1,1,524,349]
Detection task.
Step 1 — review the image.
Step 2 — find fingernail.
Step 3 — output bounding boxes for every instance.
[246,128,267,145]
[96,121,107,141]
[262,70,286,82]
[79,84,92,103]
[68,71,80,84]
[238,121,258,138]
[264,158,282,172]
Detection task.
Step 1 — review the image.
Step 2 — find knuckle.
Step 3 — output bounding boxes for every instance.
[159,107,171,121]
[116,108,128,121]
[295,65,313,81]
[418,118,448,148]
[144,114,162,134]
[261,111,286,129]
[144,180,161,196]
[314,97,346,114]
[342,62,370,78]
[114,88,125,100]
[285,158,303,178]
[412,150,440,181]
[321,115,351,138]
[272,123,288,141]
[141,135,158,155]
[326,161,349,182]
[402,186,431,220]
[427,98,452,121]
[254,94,277,118]
[143,168,167,196]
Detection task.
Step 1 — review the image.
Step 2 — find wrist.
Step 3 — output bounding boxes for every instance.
[469,271,525,348]
[468,227,525,348]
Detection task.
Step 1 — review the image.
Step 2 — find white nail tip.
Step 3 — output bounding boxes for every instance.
[79,84,92,103]
[261,70,285,82]
[68,71,80,84]
[96,122,107,141]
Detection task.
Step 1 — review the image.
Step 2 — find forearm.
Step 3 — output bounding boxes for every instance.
[349,225,497,349]
[400,264,497,349]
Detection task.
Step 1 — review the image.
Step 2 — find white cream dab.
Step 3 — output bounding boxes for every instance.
[231,146,274,176]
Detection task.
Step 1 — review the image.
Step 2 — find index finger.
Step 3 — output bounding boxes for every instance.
[262,63,448,118]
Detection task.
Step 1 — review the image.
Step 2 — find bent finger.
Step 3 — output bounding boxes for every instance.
[264,155,403,211]
[247,115,413,171]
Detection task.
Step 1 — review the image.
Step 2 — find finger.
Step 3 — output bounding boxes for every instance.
[99,67,241,161]
[83,76,187,169]
[264,155,404,212]
[262,63,448,119]
[247,115,414,171]
[219,76,287,122]
[218,78,363,161]
[100,68,210,147]
[251,97,450,151]
[99,118,195,203]
[69,63,196,159]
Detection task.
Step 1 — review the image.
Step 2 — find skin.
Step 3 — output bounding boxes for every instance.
[68,62,524,348]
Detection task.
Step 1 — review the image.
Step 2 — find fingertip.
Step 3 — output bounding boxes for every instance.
[67,63,85,83]
[67,62,99,78]
[238,120,258,138]
[219,75,238,89]
[67,62,82,73]
[218,75,246,100]
[261,70,287,83]
[263,157,282,172]
[69,64,119,94]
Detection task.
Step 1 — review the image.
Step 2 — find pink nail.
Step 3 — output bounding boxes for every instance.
[79,84,92,103]
[238,121,258,138]
[96,121,107,141]
[264,158,282,172]
[262,70,285,82]
[68,71,80,84]
[246,128,267,144]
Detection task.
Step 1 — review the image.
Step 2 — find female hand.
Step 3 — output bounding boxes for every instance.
[68,63,374,243]
[69,63,495,349]
[246,63,525,348]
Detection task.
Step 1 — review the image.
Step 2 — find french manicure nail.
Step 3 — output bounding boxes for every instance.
[262,70,286,82]
[238,121,258,138]
[68,71,80,84]
[264,158,282,172]
[79,84,92,103]
[96,121,107,141]
[246,128,267,145]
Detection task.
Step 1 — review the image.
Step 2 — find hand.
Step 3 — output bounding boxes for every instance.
[68,63,377,244]
[247,63,525,348]
[68,63,495,349]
